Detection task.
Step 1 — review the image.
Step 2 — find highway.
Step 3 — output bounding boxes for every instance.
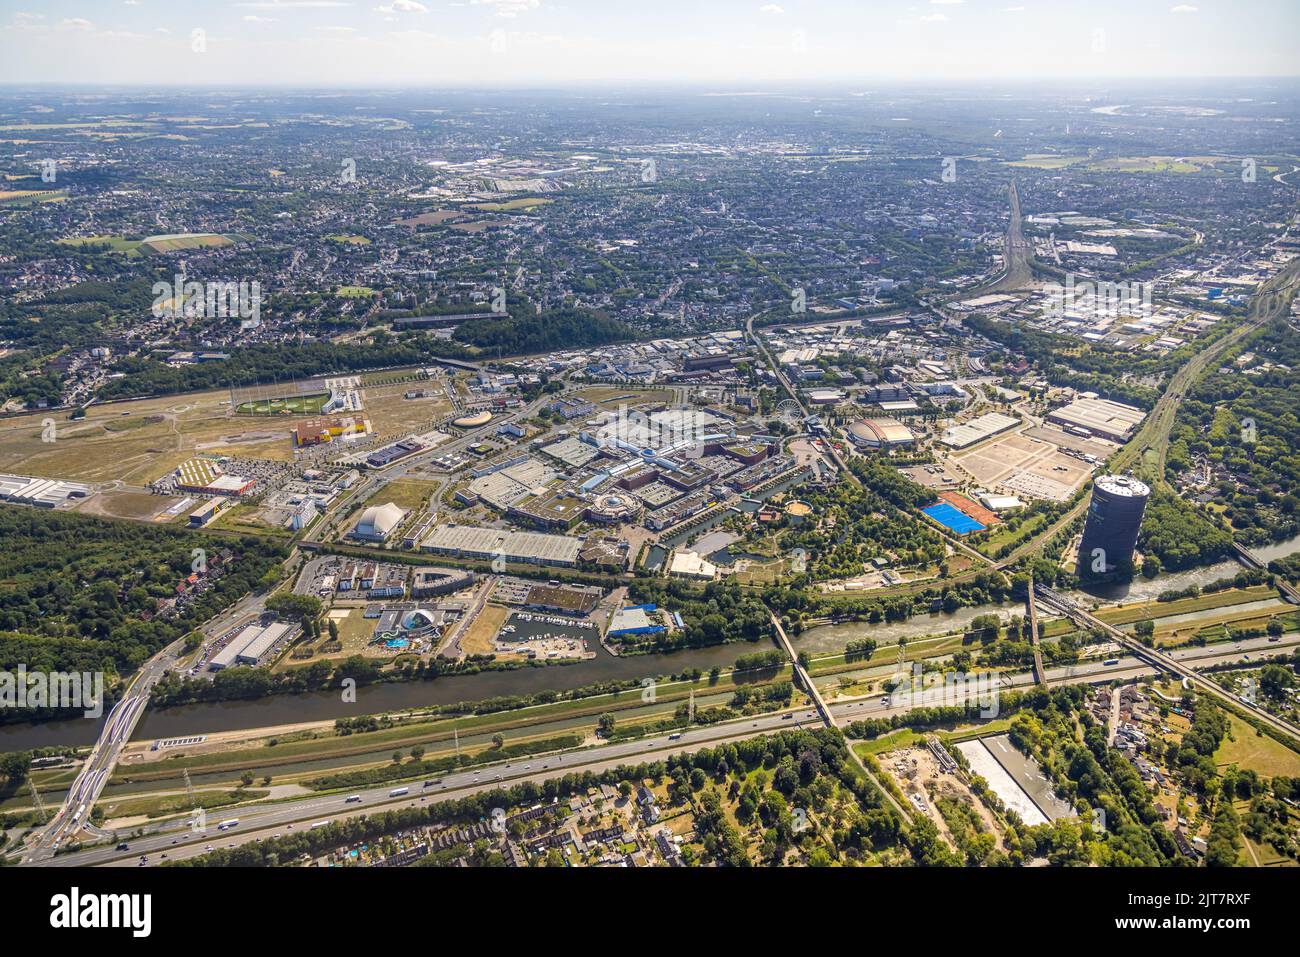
[33,632,1297,868]
[19,583,277,865]
[1036,585,1300,744]
[985,179,1041,293]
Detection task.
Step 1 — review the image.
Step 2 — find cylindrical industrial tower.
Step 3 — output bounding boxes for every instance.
[1077,475,1151,577]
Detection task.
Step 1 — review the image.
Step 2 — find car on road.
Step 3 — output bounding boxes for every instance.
[116,842,129,851]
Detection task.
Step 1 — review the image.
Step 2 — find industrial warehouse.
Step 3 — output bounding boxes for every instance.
[420,524,587,568]
[940,412,1020,449]
[0,473,92,507]
[209,622,294,671]
[1047,396,1147,444]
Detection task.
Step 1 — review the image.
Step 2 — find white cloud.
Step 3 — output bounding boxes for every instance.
[235,2,354,9]
[375,0,428,12]
[759,4,785,14]
[471,0,541,19]
[58,18,96,32]
[1170,4,1199,12]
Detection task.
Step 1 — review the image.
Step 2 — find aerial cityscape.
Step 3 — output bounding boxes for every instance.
[0,0,1297,930]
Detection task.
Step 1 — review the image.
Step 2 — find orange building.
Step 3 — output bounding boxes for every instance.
[292,416,370,447]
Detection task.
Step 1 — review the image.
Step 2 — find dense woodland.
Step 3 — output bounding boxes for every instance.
[1169,321,1300,546]
[0,507,286,723]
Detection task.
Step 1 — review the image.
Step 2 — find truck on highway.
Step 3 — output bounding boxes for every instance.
[388,787,409,798]
[310,820,331,830]
[217,819,240,831]
[1103,659,1120,667]
[345,794,362,804]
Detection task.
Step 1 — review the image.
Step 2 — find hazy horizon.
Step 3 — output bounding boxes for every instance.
[2,1,1297,87]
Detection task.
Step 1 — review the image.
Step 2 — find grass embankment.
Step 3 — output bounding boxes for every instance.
[103,667,795,790]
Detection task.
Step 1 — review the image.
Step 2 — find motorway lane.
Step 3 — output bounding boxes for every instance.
[43,706,827,868]
[38,635,1297,868]
[24,584,282,862]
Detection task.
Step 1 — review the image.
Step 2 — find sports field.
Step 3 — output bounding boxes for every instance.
[235,394,329,416]
[923,502,985,535]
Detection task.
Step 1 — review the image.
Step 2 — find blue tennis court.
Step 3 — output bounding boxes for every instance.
[923,502,986,535]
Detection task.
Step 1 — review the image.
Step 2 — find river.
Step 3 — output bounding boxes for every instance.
[0,633,767,753]
[7,535,1300,754]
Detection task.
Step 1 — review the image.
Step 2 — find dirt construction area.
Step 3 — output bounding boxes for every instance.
[951,430,1093,503]
[0,388,296,486]
[363,381,455,439]
[878,743,1008,850]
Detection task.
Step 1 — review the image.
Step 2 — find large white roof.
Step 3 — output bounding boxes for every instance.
[356,502,406,537]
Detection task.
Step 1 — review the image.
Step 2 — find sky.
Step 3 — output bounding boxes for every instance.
[0,0,1296,87]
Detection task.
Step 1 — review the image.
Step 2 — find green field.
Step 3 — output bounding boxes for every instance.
[235,394,329,415]
[1083,156,1205,175]
[0,188,68,205]
[56,234,144,255]
[1215,714,1300,778]
[364,478,439,513]
[1007,155,1086,170]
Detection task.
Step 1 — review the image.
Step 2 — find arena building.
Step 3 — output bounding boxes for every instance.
[846,418,916,449]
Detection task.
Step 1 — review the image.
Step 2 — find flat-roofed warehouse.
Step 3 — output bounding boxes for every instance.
[236,622,293,665]
[0,473,93,507]
[420,525,583,567]
[210,624,263,671]
[524,584,601,616]
[941,412,1020,449]
[1047,397,1145,443]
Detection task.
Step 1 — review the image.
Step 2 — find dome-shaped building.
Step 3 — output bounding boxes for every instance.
[350,502,408,543]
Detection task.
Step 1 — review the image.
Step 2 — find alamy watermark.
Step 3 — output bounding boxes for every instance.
[591,404,716,460]
[887,662,1000,719]
[0,666,104,718]
[1041,273,1153,321]
[152,274,262,330]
